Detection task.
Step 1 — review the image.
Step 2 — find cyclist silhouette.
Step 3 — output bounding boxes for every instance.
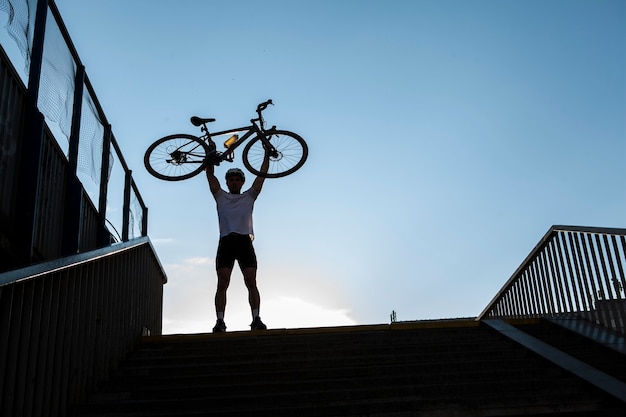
[204,146,270,332]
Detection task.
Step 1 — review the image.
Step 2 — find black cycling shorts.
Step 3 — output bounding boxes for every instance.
[216,233,257,270]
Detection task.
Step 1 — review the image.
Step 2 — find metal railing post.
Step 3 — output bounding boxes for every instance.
[122,170,131,242]
[142,206,149,237]
[14,0,48,266]
[26,0,49,103]
[62,64,85,255]
[98,124,112,247]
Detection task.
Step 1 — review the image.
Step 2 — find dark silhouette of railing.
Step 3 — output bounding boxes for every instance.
[0,0,147,272]
[0,237,166,417]
[479,225,626,334]
[0,2,166,417]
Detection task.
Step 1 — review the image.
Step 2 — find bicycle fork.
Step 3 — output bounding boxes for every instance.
[259,130,280,159]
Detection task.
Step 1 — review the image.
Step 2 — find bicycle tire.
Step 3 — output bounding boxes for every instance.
[144,134,210,181]
[242,130,308,178]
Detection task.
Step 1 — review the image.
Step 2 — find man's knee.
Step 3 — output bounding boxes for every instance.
[242,267,257,287]
[216,268,232,291]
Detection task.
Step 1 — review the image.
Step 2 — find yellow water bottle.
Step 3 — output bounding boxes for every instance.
[224,134,238,148]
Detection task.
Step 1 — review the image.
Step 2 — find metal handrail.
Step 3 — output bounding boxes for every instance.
[0,236,166,287]
[478,225,626,334]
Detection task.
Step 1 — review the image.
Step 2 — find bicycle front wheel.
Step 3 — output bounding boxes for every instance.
[144,134,210,181]
[242,130,308,178]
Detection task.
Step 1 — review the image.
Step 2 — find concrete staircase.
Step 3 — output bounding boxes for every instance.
[73,319,626,416]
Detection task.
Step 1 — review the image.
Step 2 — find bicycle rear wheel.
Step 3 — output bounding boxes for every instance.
[242,130,308,178]
[144,134,210,181]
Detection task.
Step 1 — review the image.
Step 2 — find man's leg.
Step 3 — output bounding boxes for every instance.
[243,267,267,330]
[242,267,260,311]
[215,267,232,315]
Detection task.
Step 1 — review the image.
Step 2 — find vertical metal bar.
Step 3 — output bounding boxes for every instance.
[49,271,70,417]
[519,272,532,316]
[17,109,46,266]
[40,274,60,417]
[142,206,148,237]
[67,65,85,175]
[519,279,529,316]
[511,280,523,316]
[596,234,620,330]
[546,236,566,316]
[74,263,91,405]
[102,259,114,379]
[563,233,585,312]
[122,170,132,242]
[92,260,105,382]
[32,274,54,417]
[0,287,11,415]
[530,260,546,316]
[508,283,517,317]
[520,270,535,316]
[81,263,97,395]
[58,269,75,417]
[568,232,592,315]
[26,0,50,103]
[546,239,565,314]
[98,125,112,247]
[611,235,626,333]
[617,236,626,296]
[553,233,575,313]
[538,250,555,315]
[538,255,552,314]
[0,287,10,414]
[23,279,45,417]
[506,290,515,317]
[62,65,86,256]
[606,235,624,298]
[63,268,80,410]
[579,233,601,323]
[3,284,23,417]
[14,281,35,417]
[522,269,533,317]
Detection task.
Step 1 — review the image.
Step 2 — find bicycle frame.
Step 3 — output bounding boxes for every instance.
[203,118,275,164]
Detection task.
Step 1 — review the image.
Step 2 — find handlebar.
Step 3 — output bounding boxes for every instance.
[256,99,273,114]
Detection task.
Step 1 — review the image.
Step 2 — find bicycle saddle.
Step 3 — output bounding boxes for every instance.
[190,116,216,126]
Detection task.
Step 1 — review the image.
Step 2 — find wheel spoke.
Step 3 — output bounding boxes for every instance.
[243,131,308,178]
[145,135,208,181]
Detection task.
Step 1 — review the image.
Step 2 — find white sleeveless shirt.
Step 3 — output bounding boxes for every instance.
[214,188,259,238]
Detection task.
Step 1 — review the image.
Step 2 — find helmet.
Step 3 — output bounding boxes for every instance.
[225,168,245,181]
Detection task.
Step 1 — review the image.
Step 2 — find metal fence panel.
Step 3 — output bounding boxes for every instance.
[479,226,626,334]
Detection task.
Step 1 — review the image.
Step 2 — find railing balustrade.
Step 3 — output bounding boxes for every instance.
[0,237,166,417]
[479,225,626,334]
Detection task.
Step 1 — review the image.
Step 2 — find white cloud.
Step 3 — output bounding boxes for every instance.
[262,296,358,329]
[151,237,176,245]
[185,257,213,266]
[161,257,359,334]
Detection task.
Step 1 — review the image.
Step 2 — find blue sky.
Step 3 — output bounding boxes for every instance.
[2,0,625,333]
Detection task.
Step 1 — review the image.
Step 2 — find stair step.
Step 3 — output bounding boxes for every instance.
[75,321,626,416]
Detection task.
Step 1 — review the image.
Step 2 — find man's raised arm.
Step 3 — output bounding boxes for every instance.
[251,149,270,194]
[205,162,221,195]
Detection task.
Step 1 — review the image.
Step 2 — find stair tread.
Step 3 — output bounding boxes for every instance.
[75,320,626,416]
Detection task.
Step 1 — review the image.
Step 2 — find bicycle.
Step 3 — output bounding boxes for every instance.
[144,100,308,181]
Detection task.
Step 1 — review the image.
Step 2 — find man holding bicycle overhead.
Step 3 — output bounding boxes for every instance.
[205,150,270,333]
